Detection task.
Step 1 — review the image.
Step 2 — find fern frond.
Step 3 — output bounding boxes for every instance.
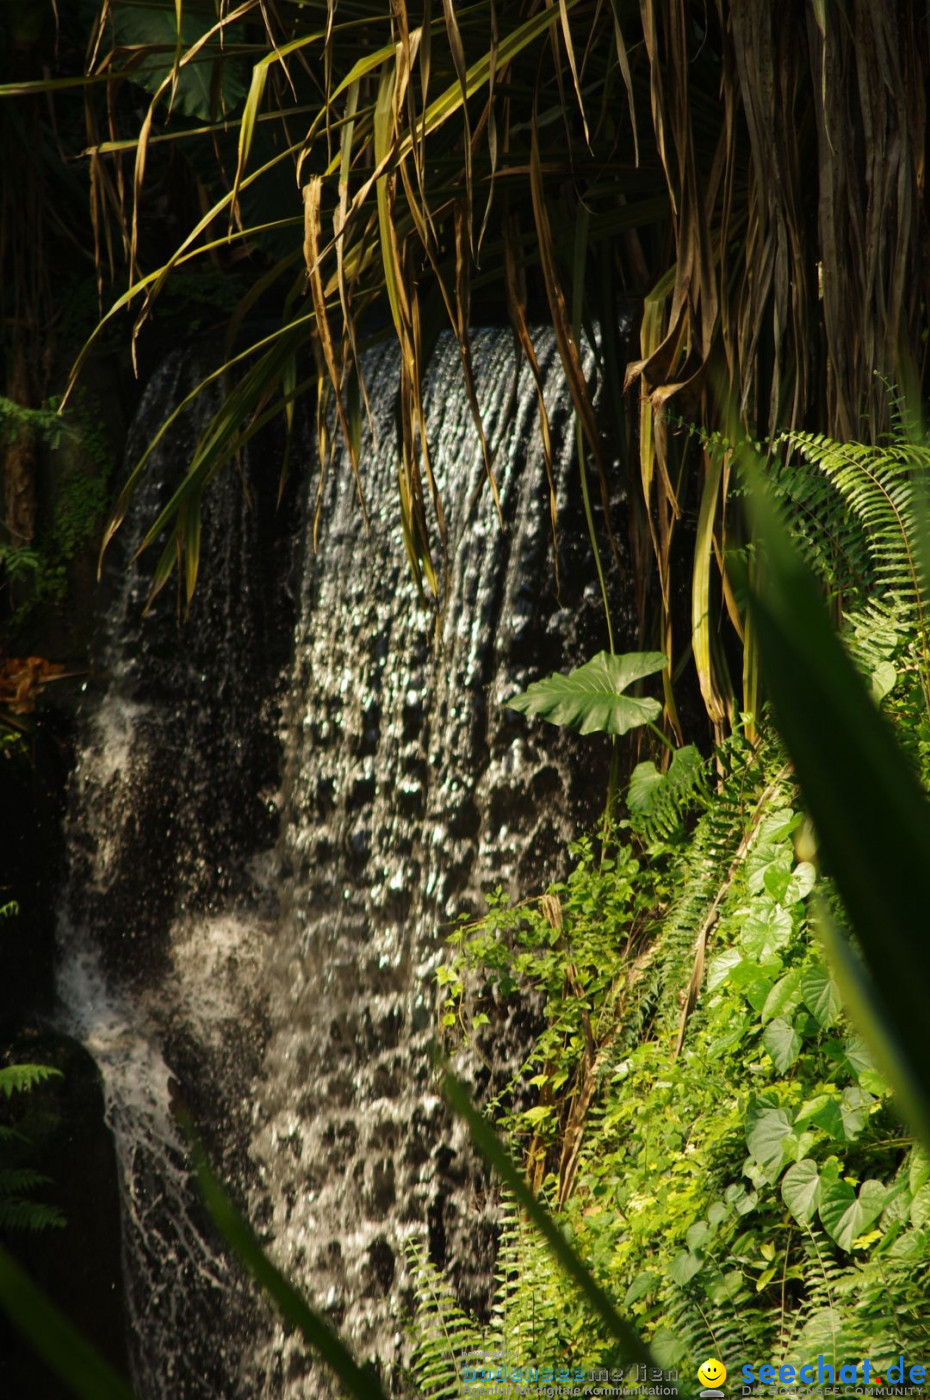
[0,1168,53,1197]
[781,430,930,680]
[407,1240,483,1398]
[0,1064,63,1098]
[0,1198,65,1232]
[627,744,710,843]
[648,733,793,1040]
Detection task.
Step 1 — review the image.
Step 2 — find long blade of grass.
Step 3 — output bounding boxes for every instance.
[528,117,602,481]
[0,1243,137,1400]
[304,175,366,516]
[692,447,733,729]
[442,1070,660,1373]
[392,1,575,165]
[191,1148,389,1400]
[99,312,312,565]
[554,0,589,147]
[503,211,558,589]
[440,0,474,251]
[230,59,269,232]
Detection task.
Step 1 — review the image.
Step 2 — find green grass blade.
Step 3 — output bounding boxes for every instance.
[192,1147,389,1400]
[0,1243,137,1400]
[442,1070,662,1375]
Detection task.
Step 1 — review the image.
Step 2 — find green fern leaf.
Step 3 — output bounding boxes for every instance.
[0,1064,63,1098]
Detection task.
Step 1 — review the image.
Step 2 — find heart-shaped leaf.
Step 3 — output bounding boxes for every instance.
[669,1250,703,1285]
[801,965,842,1028]
[763,1017,802,1072]
[819,1176,886,1250]
[781,1159,821,1223]
[762,968,805,1024]
[745,1098,794,1179]
[506,651,666,736]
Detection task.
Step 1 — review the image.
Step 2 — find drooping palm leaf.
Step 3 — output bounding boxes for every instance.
[6,1,930,728]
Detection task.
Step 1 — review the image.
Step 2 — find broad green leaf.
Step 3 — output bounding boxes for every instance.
[909,1146,930,1196]
[628,744,704,821]
[707,947,743,991]
[841,1035,887,1094]
[839,1086,871,1140]
[783,862,818,905]
[871,660,897,702]
[762,1017,802,1072]
[627,759,664,812]
[880,1179,913,1229]
[725,1182,758,1215]
[747,809,800,865]
[761,860,794,902]
[739,901,793,957]
[624,1272,659,1306]
[668,1250,703,1285]
[783,1129,817,1164]
[803,1096,845,1141]
[761,967,805,1024]
[818,1177,886,1250]
[729,959,778,1013]
[910,1181,930,1228]
[506,651,666,736]
[801,965,842,1028]
[745,1099,794,1180]
[111,4,246,119]
[794,1094,834,1129]
[686,1221,710,1250]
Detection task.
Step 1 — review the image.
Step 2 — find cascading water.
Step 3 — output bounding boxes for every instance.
[55,328,627,1396]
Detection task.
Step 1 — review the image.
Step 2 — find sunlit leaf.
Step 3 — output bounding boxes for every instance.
[781,1159,821,1224]
[506,651,666,736]
[818,1175,886,1251]
[762,1017,802,1072]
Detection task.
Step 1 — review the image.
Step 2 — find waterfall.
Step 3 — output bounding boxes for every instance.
[56,328,625,1396]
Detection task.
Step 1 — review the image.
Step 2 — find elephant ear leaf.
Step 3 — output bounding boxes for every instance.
[506,651,666,736]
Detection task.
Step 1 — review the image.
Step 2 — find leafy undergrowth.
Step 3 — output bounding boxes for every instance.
[431,732,929,1380]
[418,425,930,1387]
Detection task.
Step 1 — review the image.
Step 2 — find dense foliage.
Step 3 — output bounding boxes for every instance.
[413,425,930,1388]
[0,1053,65,1236]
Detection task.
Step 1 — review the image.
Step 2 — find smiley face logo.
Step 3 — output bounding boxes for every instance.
[698,1359,727,1390]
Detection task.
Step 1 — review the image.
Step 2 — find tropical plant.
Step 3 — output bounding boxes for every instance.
[505,650,667,738]
[427,422,930,1384]
[4,2,928,732]
[0,1061,65,1235]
